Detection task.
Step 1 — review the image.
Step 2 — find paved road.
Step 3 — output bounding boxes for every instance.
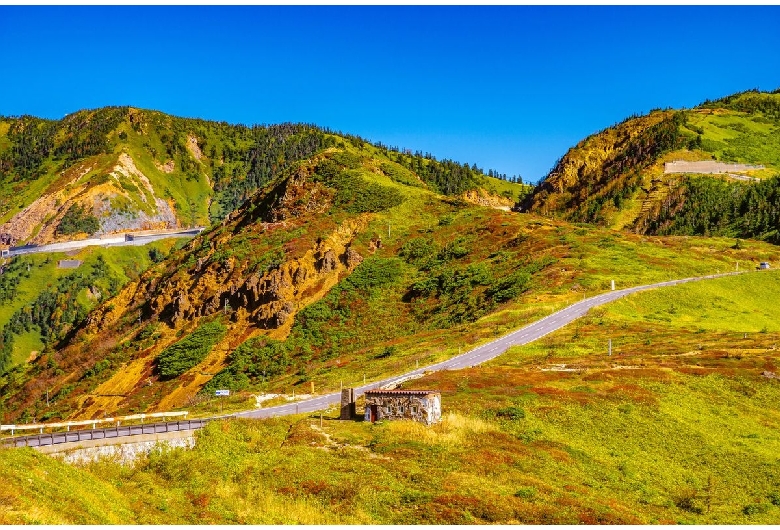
[4,270,747,447]
[5,228,204,257]
[234,271,745,419]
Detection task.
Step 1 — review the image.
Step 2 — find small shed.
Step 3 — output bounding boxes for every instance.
[363,389,441,425]
[760,262,771,270]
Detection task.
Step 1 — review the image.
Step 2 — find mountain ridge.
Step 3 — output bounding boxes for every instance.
[523,89,780,240]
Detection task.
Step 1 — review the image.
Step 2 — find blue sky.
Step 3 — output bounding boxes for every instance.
[1,6,779,183]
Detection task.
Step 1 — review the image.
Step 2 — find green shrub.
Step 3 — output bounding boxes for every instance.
[742,503,769,516]
[341,258,402,291]
[313,160,405,213]
[380,162,424,188]
[155,321,226,379]
[514,487,536,499]
[56,203,100,236]
[769,492,780,506]
[496,405,525,420]
[376,345,397,359]
[202,336,289,393]
[399,237,439,268]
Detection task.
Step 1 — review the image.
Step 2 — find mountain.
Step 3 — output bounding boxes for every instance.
[0,108,531,420]
[4,95,780,525]
[0,94,778,421]
[0,107,524,247]
[523,90,780,240]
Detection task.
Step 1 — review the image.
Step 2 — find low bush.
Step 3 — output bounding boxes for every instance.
[56,203,100,236]
[155,321,226,379]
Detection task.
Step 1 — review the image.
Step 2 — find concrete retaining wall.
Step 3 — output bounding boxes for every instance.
[35,429,195,465]
[664,160,764,174]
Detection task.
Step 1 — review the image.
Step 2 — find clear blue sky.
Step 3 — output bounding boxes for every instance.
[1,6,779,183]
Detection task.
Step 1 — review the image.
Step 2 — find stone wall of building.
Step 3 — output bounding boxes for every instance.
[364,390,441,425]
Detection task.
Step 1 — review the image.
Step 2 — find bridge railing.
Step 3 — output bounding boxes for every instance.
[1,411,190,436]
[1,417,210,449]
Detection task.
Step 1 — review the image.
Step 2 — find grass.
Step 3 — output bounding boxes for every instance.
[4,269,780,523]
[482,175,532,201]
[10,329,43,366]
[0,239,180,372]
[687,110,780,172]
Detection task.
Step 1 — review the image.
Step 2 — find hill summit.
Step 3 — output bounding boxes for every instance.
[523,89,780,241]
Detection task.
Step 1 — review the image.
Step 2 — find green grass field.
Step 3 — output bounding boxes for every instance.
[0,239,182,371]
[3,246,780,524]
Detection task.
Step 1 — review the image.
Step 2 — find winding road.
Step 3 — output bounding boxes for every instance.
[3,228,204,257]
[235,271,744,419]
[4,270,747,448]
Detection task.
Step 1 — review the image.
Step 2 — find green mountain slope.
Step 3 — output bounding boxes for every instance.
[0,107,525,246]
[523,90,780,240]
[3,272,780,524]
[0,108,529,377]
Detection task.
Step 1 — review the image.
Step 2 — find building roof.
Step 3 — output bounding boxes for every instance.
[57,260,83,268]
[364,389,439,396]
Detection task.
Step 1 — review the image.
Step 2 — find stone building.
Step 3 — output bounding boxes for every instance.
[363,389,441,425]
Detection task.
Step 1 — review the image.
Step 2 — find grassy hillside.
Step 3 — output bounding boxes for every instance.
[524,90,780,239]
[0,138,531,421]
[3,153,779,423]
[0,240,182,375]
[3,272,780,524]
[0,108,525,247]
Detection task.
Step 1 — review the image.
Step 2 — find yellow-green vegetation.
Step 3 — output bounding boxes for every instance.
[483,174,532,201]
[526,90,780,242]
[189,207,780,408]
[4,270,780,523]
[0,447,137,524]
[0,240,180,375]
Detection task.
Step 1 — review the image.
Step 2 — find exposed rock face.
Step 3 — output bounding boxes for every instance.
[462,189,514,211]
[145,220,366,329]
[96,153,178,234]
[0,153,179,245]
[43,168,370,418]
[0,163,94,244]
[344,246,364,268]
[186,135,203,161]
[155,160,175,174]
[523,111,674,218]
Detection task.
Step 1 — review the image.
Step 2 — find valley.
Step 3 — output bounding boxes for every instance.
[2,89,780,524]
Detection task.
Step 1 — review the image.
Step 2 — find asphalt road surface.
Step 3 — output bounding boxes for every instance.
[234,271,744,420]
[5,270,746,447]
[5,228,204,257]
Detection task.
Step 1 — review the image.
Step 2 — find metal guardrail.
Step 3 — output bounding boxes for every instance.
[1,411,190,436]
[1,418,210,449]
